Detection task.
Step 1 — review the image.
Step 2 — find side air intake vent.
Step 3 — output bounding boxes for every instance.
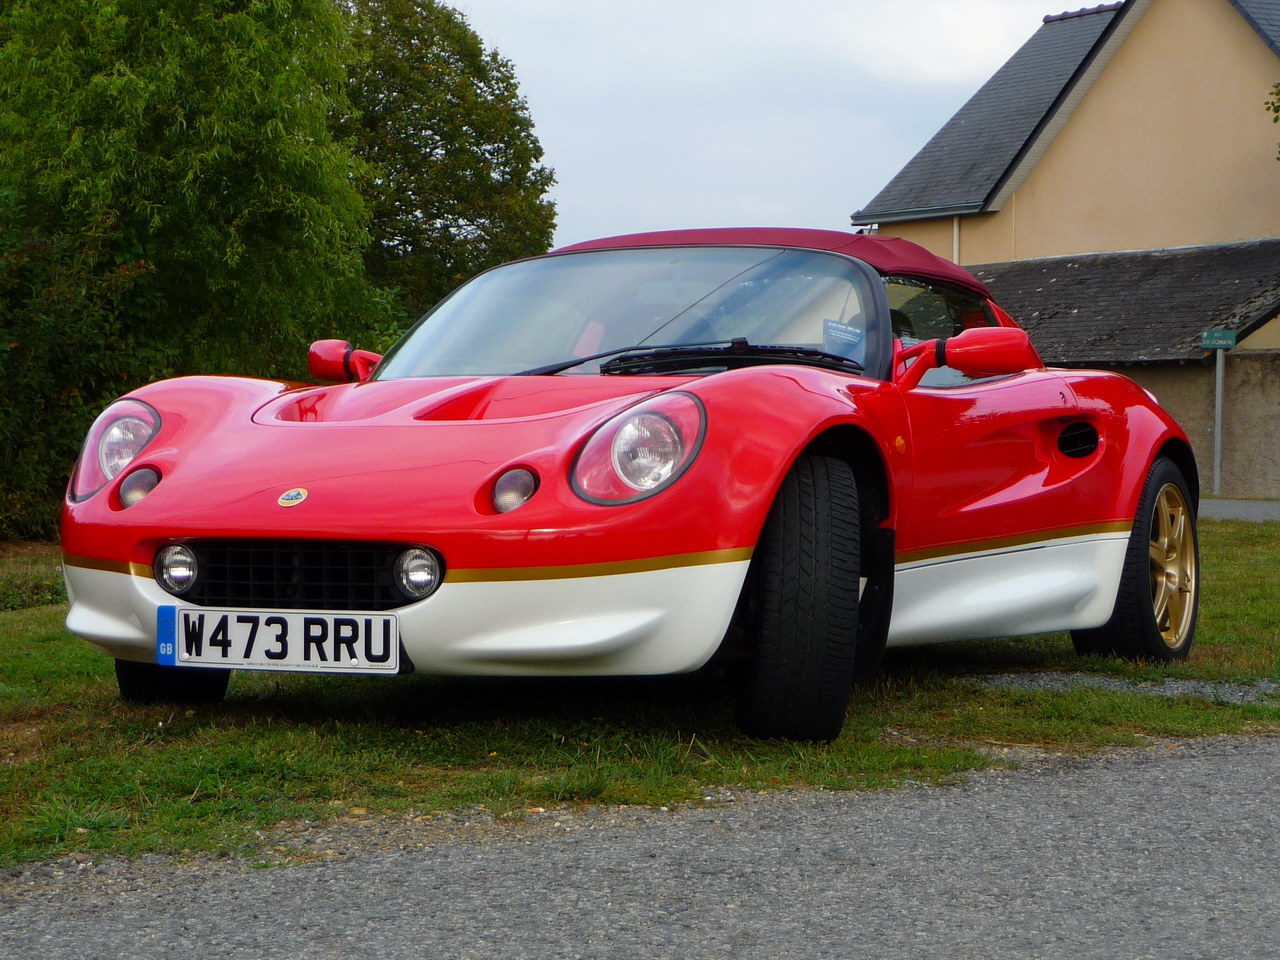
[1058,421,1099,459]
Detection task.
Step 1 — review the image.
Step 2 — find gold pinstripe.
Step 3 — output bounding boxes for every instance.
[895,521,1132,566]
[63,547,754,585]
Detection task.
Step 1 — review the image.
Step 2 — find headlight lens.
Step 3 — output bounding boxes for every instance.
[572,392,705,504]
[155,544,198,596]
[611,413,683,490]
[70,400,160,501]
[395,548,442,600]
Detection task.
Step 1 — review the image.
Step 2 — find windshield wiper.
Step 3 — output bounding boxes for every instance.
[599,339,864,375]
[516,340,740,376]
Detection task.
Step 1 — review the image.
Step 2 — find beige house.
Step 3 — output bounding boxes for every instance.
[854,0,1280,497]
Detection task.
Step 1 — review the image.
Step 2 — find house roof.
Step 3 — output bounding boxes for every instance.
[853,4,1126,223]
[853,0,1280,225]
[1230,0,1280,56]
[970,239,1280,364]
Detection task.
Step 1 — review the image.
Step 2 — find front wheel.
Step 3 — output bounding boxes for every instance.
[115,659,231,704]
[734,454,861,741]
[1071,456,1199,661]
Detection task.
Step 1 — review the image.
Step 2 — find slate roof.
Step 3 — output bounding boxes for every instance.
[853,4,1124,223]
[854,0,1280,224]
[970,240,1280,364]
[1230,0,1280,56]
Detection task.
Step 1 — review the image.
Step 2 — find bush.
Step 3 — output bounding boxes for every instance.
[0,1,396,537]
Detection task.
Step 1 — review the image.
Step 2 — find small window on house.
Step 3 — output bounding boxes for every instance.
[884,275,997,387]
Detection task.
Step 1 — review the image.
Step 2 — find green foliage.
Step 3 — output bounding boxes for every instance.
[1270,82,1280,160]
[336,0,557,320]
[0,0,396,537]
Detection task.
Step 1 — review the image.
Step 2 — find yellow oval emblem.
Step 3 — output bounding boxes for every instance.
[278,487,308,507]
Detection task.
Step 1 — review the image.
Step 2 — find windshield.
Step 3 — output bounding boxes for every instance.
[375,246,877,378]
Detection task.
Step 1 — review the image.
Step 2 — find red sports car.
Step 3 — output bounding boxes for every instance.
[61,227,1200,740]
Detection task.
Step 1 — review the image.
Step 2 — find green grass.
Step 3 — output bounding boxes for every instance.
[2,518,1279,866]
[0,542,65,611]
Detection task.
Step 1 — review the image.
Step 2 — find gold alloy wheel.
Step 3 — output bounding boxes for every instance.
[1148,482,1197,649]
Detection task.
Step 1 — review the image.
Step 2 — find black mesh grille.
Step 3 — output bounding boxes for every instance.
[1058,421,1100,459]
[178,541,418,611]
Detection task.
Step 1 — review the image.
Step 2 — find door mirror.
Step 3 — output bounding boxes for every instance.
[308,339,383,383]
[896,326,1041,391]
[943,326,1041,377]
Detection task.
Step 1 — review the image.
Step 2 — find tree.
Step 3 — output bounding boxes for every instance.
[1270,82,1280,160]
[336,0,556,320]
[0,0,392,536]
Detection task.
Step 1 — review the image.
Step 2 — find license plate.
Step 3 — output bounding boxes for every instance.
[157,606,399,674]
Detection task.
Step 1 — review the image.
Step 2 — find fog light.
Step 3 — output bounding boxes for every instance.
[395,548,441,600]
[493,468,538,513]
[155,544,198,596]
[119,468,160,508]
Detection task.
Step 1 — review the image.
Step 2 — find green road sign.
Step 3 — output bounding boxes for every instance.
[1201,329,1237,350]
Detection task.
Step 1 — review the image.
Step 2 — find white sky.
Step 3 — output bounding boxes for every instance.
[450,0,1053,247]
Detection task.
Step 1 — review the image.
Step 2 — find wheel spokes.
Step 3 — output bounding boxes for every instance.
[1147,483,1196,648]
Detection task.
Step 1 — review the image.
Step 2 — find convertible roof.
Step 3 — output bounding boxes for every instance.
[554,227,991,298]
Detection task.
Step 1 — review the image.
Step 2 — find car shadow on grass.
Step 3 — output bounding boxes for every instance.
[209,633,1084,739]
[223,668,745,738]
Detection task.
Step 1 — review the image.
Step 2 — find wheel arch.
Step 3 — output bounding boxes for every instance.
[797,424,896,588]
[801,425,891,524]
[1155,436,1199,512]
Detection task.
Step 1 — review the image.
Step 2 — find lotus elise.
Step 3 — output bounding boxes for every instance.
[61,227,1200,739]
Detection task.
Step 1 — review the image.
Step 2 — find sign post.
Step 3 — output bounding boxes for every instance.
[1201,329,1237,496]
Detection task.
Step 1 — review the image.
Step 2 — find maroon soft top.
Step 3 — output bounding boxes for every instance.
[554,227,990,298]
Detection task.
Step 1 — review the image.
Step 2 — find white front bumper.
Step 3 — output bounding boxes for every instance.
[64,559,751,677]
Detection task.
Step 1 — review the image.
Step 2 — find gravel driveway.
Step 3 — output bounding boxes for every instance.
[3,732,1279,959]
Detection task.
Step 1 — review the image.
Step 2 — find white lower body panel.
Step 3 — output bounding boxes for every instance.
[886,533,1129,647]
[64,560,751,677]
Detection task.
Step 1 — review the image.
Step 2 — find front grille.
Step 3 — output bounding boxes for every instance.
[180,540,419,611]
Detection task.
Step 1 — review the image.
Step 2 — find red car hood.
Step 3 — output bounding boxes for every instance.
[72,375,683,550]
[251,375,666,426]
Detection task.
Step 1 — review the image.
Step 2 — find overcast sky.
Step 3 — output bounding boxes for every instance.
[450,0,1052,247]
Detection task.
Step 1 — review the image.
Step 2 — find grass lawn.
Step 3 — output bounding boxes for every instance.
[2,519,1278,866]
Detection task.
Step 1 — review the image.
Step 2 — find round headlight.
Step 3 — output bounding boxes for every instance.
[100,416,154,480]
[71,399,160,502]
[571,392,705,505]
[156,544,198,596]
[119,468,161,508]
[493,468,538,513]
[395,548,441,600]
[611,413,683,490]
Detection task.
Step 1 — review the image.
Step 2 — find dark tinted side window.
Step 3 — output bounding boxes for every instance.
[884,276,996,387]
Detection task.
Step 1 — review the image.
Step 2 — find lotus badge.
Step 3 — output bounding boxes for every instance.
[277,487,308,507]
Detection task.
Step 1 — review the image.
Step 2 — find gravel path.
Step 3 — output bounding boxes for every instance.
[4,732,1280,959]
[976,671,1280,703]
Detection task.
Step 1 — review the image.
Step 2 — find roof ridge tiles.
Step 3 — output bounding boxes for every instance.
[1044,3,1126,23]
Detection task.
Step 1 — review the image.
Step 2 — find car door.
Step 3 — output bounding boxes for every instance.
[885,277,1125,644]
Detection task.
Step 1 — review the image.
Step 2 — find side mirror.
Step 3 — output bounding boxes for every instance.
[308,339,383,383]
[896,327,1041,391]
[944,326,1041,377]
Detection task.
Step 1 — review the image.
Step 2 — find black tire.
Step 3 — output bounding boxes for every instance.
[115,659,231,704]
[1071,456,1199,661]
[735,454,861,740]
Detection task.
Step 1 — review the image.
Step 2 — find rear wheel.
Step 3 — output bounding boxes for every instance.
[735,454,861,741]
[115,659,231,704]
[1071,457,1199,661]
